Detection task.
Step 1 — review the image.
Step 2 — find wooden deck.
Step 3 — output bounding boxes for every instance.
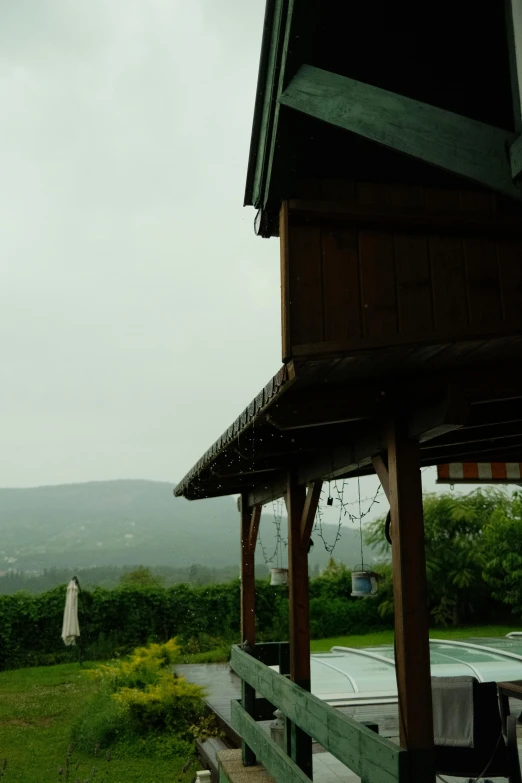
[178,661,522,783]
[176,663,401,739]
[177,662,361,783]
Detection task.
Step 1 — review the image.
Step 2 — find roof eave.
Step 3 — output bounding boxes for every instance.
[244,0,277,208]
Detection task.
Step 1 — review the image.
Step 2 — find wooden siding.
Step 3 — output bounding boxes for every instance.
[281,184,522,361]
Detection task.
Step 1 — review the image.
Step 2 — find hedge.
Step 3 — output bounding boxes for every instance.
[0,575,388,670]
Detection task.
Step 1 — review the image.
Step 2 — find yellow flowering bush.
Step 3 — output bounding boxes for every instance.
[114,671,206,736]
[89,638,212,738]
[94,638,180,691]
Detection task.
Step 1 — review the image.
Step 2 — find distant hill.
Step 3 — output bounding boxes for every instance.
[0,480,378,573]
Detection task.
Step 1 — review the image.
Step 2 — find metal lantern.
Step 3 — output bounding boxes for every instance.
[351,565,379,598]
[270,567,288,587]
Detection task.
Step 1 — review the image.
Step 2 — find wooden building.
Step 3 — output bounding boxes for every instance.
[176,3,522,782]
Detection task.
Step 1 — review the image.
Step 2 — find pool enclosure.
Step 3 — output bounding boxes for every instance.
[307,639,522,708]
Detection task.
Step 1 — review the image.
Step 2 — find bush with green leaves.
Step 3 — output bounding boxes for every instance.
[483,491,522,614]
[72,638,209,752]
[365,488,513,626]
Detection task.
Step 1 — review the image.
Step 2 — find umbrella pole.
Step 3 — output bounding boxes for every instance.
[78,579,83,666]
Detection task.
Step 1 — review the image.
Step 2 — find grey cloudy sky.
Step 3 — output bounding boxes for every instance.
[1,0,283,488]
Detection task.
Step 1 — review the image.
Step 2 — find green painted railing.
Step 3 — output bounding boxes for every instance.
[230,644,408,783]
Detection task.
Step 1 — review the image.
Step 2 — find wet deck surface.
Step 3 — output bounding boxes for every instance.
[176,663,522,783]
[176,663,241,729]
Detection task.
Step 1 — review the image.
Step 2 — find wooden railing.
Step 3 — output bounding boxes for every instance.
[230,643,408,783]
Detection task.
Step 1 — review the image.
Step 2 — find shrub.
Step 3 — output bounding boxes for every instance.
[310,596,385,638]
[84,638,209,745]
[95,639,180,692]
[114,671,206,737]
[0,572,395,671]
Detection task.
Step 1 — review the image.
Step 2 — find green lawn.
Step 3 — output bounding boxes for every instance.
[0,663,198,783]
[310,624,520,652]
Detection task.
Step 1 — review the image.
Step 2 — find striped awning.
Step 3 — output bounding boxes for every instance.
[437,462,522,483]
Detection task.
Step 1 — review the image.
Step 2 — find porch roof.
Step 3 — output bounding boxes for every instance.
[174,337,522,503]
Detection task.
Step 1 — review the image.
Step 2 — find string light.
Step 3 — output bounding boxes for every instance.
[258,498,288,565]
[314,479,382,555]
[257,477,383,561]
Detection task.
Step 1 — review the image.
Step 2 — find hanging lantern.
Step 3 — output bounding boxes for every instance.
[270,567,288,587]
[351,564,379,598]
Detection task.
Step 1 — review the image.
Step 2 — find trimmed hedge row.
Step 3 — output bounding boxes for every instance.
[0,575,388,669]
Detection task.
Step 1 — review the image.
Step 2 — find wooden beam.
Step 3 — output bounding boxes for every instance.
[288,198,522,235]
[240,495,257,648]
[279,65,520,200]
[247,475,287,508]
[249,504,262,551]
[249,0,289,209]
[234,443,313,460]
[387,421,434,782]
[260,2,317,210]
[423,422,522,450]
[372,454,390,502]
[211,464,281,478]
[467,397,522,427]
[297,421,382,485]
[300,480,322,541]
[239,497,261,767]
[280,200,291,360]
[510,133,522,180]
[506,0,522,134]
[266,385,383,431]
[421,439,522,463]
[287,473,313,779]
[409,388,470,444]
[267,409,369,431]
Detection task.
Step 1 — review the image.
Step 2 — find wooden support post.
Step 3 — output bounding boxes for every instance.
[286,476,322,780]
[240,496,261,646]
[387,422,434,783]
[240,495,262,767]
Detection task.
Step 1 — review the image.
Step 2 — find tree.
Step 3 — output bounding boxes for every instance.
[119,566,164,588]
[322,556,349,578]
[483,491,522,614]
[365,489,508,626]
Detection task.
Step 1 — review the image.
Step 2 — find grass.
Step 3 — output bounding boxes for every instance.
[174,625,522,659]
[0,662,198,783]
[310,624,521,652]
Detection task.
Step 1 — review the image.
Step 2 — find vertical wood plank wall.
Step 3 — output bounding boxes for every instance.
[280,182,522,360]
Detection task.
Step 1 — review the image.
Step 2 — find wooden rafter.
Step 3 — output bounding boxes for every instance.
[279,65,520,200]
[248,504,262,552]
[510,134,522,180]
[300,481,322,542]
[372,454,390,502]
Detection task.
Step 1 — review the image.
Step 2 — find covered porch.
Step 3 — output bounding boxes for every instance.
[175,356,522,783]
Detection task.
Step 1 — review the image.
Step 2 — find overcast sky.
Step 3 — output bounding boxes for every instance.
[0,0,284,488]
[0,1,504,515]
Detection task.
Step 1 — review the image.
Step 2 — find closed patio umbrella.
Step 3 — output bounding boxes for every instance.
[61,577,80,646]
